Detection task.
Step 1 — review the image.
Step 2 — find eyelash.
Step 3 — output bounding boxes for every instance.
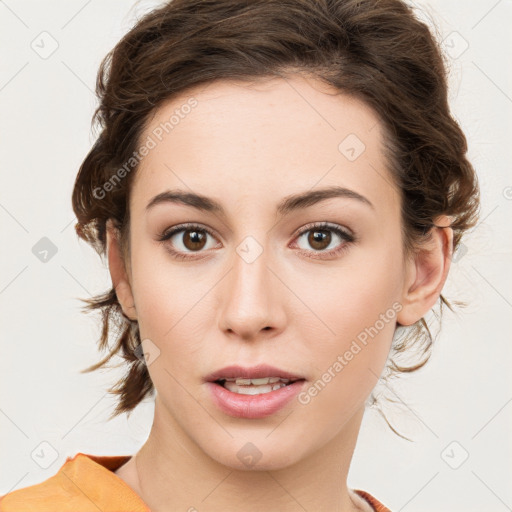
[157,222,356,261]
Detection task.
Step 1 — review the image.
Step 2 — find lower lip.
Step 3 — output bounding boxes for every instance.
[206,380,306,419]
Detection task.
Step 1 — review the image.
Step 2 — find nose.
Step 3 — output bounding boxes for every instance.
[218,242,285,340]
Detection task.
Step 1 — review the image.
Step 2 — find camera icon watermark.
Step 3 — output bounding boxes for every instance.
[236,442,262,468]
[338,133,366,162]
[440,440,469,469]
[30,31,59,60]
[31,441,59,469]
[442,31,469,60]
[451,242,468,263]
[503,186,512,200]
[236,236,263,264]
[32,237,58,263]
[134,338,161,366]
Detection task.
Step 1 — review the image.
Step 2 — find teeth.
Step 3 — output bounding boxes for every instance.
[216,376,299,395]
[223,381,288,395]
[226,377,291,385]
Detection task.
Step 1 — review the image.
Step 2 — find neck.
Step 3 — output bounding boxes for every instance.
[130,398,370,512]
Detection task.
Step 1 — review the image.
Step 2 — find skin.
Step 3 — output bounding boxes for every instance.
[106,75,453,512]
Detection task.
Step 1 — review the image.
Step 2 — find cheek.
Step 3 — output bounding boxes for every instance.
[129,251,219,398]
[299,239,403,341]
[294,276,400,442]
[295,242,402,401]
[129,239,206,339]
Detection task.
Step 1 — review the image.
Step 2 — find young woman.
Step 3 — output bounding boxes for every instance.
[0,0,479,510]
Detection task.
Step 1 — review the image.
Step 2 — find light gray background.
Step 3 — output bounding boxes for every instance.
[1,1,511,510]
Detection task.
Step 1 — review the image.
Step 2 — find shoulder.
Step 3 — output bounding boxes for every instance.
[0,469,88,511]
[354,489,392,512]
[0,452,146,512]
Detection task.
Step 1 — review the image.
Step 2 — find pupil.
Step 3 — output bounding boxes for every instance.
[309,230,331,250]
[185,230,206,250]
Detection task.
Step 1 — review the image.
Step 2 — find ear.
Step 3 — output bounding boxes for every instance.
[396,215,454,327]
[106,219,138,321]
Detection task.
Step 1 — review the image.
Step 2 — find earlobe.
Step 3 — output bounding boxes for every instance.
[396,215,454,327]
[106,219,138,321]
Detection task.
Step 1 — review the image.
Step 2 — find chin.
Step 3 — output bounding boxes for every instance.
[199,432,308,472]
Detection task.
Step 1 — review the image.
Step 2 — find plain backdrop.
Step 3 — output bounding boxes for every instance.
[1,1,511,510]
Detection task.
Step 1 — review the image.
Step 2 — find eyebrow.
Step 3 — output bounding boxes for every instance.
[145,185,374,215]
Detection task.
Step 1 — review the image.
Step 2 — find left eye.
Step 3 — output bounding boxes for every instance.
[157,222,354,260]
[158,224,218,254]
[294,223,354,253]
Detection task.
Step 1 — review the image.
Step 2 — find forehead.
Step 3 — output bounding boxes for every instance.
[131,75,399,219]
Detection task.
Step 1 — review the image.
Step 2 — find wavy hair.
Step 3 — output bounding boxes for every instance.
[71,0,480,436]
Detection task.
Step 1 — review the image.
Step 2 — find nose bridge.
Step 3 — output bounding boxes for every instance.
[219,232,281,337]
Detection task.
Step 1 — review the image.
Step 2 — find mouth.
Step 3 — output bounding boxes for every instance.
[214,376,304,395]
[205,364,306,396]
[205,369,308,419]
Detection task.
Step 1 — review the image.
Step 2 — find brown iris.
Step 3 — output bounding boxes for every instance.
[308,229,331,251]
[183,229,207,251]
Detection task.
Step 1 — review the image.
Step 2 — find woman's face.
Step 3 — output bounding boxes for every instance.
[115,75,416,469]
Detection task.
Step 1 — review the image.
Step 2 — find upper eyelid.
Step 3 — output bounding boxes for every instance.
[160,221,354,244]
[294,221,354,238]
[159,223,355,261]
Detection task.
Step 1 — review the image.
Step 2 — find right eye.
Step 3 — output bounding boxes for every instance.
[291,221,356,260]
[157,223,220,259]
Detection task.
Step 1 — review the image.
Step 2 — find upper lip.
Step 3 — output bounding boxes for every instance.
[204,364,306,382]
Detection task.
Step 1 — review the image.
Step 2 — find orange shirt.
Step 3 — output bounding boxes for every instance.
[0,453,391,511]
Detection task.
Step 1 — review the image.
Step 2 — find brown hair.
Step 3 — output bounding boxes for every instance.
[71,0,480,434]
